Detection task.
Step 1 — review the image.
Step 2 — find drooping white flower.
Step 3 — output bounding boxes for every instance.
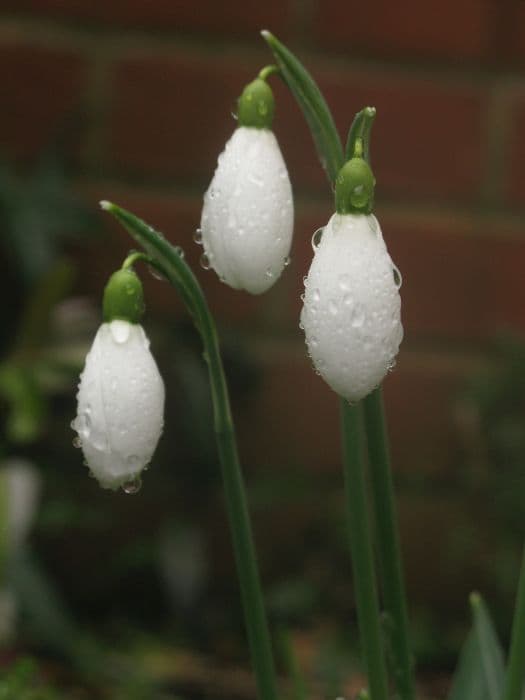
[199,76,293,294]
[301,213,403,403]
[200,126,293,294]
[72,320,164,491]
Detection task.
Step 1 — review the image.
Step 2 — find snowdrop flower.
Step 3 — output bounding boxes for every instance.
[199,73,293,294]
[301,146,403,403]
[71,267,164,492]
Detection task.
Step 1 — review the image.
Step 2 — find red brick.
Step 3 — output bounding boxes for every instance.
[278,67,487,201]
[508,96,525,205]
[109,50,487,203]
[3,0,293,38]
[109,51,258,184]
[314,0,493,63]
[0,38,87,161]
[236,346,467,476]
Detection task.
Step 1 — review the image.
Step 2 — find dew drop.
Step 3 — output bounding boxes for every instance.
[200,253,211,270]
[193,228,203,244]
[392,265,403,289]
[338,274,351,292]
[72,436,82,449]
[265,268,274,279]
[300,293,305,302]
[148,264,165,281]
[351,304,365,328]
[312,288,320,302]
[258,100,268,116]
[328,300,338,316]
[122,477,142,495]
[174,246,185,259]
[110,320,131,344]
[283,255,291,268]
[311,227,324,251]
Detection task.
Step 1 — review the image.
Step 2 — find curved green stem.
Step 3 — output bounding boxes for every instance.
[258,64,280,81]
[345,107,376,163]
[503,545,525,700]
[341,400,389,700]
[363,388,415,700]
[101,201,279,700]
[121,251,149,270]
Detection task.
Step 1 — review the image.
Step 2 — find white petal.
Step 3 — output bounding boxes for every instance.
[72,320,165,490]
[200,126,293,294]
[301,213,403,402]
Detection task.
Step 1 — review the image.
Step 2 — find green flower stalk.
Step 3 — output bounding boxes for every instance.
[99,202,279,700]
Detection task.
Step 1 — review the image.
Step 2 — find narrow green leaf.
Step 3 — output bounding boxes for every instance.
[261,30,344,183]
[471,592,506,699]
[449,631,491,700]
[448,593,505,700]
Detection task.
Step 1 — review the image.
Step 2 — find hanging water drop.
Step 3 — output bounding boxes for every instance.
[200,253,211,270]
[311,227,324,251]
[193,228,203,244]
[392,265,402,289]
[122,477,142,495]
[109,320,131,344]
[72,436,82,449]
[283,255,291,268]
[148,264,165,282]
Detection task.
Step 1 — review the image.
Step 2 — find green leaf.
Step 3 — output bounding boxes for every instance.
[448,593,505,700]
[261,31,344,183]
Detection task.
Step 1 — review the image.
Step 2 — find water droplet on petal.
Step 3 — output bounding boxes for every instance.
[328,300,338,316]
[283,255,291,267]
[312,288,320,302]
[110,320,131,344]
[265,268,274,279]
[174,246,185,259]
[311,227,324,251]
[200,253,211,270]
[351,304,365,328]
[72,436,82,448]
[392,265,402,289]
[193,228,203,244]
[339,274,351,291]
[122,477,142,495]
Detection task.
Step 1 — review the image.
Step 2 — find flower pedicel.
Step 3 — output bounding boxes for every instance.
[71,265,165,492]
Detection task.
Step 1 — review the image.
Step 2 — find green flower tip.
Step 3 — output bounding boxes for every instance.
[335,139,376,215]
[103,268,145,324]
[237,77,275,130]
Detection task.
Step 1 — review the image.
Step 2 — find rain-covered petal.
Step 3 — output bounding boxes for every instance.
[200,126,293,294]
[301,213,403,402]
[72,320,165,491]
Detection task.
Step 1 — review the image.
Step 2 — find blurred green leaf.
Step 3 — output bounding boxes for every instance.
[448,592,505,700]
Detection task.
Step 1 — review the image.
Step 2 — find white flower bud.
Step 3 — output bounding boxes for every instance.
[200,126,293,294]
[301,213,403,403]
[72,320,165,491]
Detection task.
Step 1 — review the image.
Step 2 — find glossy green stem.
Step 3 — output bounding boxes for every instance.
[503,544,525,700]
[102,202,278,700]
[341,400,389,700]
[363,387,415,700]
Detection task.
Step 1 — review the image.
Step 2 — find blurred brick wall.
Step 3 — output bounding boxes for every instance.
[1,0,524,484]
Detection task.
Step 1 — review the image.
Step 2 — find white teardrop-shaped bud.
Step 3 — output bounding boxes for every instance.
[301,213,403,403]
[200,126,293,294]
[72,320,165,491]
